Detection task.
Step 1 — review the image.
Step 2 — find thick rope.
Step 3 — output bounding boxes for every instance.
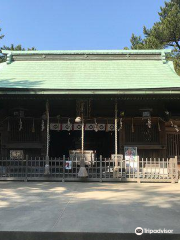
[115,100,118,168]
[46,100,50,158]
[81,103,84,156]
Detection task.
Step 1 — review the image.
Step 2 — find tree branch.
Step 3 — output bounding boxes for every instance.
[175,41,180,50]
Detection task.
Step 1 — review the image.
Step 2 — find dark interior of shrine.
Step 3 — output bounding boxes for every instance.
[49,130,115,158]
[1,95,180,159]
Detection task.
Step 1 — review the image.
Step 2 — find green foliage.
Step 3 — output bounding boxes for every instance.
[1,44,36,51]
[130,0,180,75]
[0,21,36,62]
[0,21,4,41]
[0,22,4,63]
[0,44,36,63]
[0,29,4,40]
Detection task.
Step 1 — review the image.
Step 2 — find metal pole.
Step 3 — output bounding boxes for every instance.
[45,100,50,175]
[100,155,102,182]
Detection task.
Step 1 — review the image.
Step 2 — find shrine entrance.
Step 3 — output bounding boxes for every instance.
[49,129,115,158]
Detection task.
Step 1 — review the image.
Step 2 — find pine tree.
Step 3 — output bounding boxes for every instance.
[0,22,36,62]
[129,0,180,74]
[1,44,36,51]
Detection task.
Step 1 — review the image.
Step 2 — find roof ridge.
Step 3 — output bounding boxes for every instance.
[2,49,171,55]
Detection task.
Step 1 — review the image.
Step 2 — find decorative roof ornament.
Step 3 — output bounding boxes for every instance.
[6,52,12,64]
[161,51,166,64]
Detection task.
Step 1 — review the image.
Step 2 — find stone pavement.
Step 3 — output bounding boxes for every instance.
[0,182,179,233]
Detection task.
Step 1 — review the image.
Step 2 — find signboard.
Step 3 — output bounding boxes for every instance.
[124,147,137,172]
[65,161,72,170]
[10,150,24,160]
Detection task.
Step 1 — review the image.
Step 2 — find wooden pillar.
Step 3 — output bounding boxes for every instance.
[113,99,119,178]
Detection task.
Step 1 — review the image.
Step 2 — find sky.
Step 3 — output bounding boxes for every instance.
[0,0,167,50]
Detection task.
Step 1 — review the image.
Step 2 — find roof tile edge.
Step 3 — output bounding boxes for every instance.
[1,49,171,55]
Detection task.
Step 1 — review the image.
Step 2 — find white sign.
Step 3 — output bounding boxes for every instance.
[124,147,138,172]
[65,161,72,170]
[10,150,24,160]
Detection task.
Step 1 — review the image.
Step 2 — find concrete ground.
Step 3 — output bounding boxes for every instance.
[0,182,180,233]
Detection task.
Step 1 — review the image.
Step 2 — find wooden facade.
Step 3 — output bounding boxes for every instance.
[0,96,180,162]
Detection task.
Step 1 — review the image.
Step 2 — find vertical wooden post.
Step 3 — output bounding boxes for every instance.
[113,99,119,178]
[175,156,178,183]
[24,155,28,182]
[171,156,177,184]
[45,100,50,175]
[137,156,140,183]
[62,155,65,182]
[100,155,102,182]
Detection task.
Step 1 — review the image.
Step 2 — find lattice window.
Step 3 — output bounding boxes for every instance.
[125,124,160,144]
[167,133,180,157]
[8,119,41,142]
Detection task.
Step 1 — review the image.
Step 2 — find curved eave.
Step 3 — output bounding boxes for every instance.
[0,88,180,95]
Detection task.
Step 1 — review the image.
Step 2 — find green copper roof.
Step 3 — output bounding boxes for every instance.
[0,50,180,94]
